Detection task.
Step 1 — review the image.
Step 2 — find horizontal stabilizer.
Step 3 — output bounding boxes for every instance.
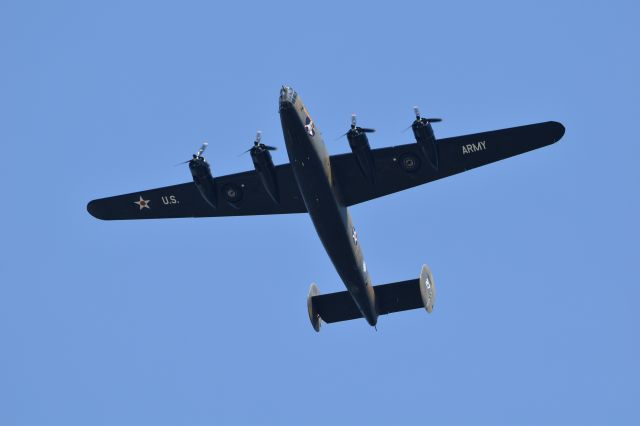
[311,266,435,326]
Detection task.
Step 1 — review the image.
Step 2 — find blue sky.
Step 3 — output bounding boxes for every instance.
[1,1,639,425]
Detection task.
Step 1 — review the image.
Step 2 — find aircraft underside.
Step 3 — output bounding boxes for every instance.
[87,85,565,332]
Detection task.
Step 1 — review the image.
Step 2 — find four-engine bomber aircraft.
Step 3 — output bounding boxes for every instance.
[88,86,565,331]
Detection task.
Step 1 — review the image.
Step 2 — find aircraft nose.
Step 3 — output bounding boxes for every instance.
[279,85,295,105]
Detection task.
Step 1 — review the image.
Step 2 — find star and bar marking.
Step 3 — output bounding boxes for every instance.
[134,196,151,210]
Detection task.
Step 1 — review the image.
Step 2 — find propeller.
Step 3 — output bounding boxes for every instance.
[403,106,443,132]
[240,131,278,155]
[350,113,376,133]
[177,142,208,165]
[413,106,442,123]
[337,113,375,139]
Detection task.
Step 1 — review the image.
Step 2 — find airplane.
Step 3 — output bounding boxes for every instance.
[87,86,565,331]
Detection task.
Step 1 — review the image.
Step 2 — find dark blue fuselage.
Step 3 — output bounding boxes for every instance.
[278,87,377,326]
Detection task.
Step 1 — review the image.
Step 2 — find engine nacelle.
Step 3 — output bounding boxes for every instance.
[250,148,279,203]
[347,128,375,184]
[189,157,217,208]
[412,119,439,170]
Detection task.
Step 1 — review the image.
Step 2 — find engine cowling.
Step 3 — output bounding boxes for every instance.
[346,114,376,184]
[411,107,442,170]
[189,156,217,208]
[244,131,280,203]
[250,147,279,203]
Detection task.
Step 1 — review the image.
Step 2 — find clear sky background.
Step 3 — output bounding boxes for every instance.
[1,1,639,425]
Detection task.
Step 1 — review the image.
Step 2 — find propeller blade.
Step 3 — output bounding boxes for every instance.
[334,131,349,141]
[425,118,442,123]
[238,148,252,157]
[195,142,208,158]
[264,145,278,151]
[360,127,376,133]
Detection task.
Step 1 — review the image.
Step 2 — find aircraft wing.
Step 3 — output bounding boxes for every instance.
[331,121,565,206]
[87,164,307,220]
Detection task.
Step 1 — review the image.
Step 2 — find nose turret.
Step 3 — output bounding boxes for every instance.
[279,85,296,110]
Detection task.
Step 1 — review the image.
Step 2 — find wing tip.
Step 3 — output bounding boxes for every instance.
[549,121,566,144]
[87,199,109,220]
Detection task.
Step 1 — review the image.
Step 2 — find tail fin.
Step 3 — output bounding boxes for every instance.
[308,265,435,329]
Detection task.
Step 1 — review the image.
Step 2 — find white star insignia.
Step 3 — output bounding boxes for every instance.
[134,196,151,210]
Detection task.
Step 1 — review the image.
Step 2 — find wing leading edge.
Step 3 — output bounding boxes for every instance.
[87,164,307,220]
[331,121,565,206]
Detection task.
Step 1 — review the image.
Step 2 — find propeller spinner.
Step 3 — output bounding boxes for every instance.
[349,113,375,134]
[177,141,208,165]
[336,113,375,139]
[413,106,442,124]
[241,131,278,155]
